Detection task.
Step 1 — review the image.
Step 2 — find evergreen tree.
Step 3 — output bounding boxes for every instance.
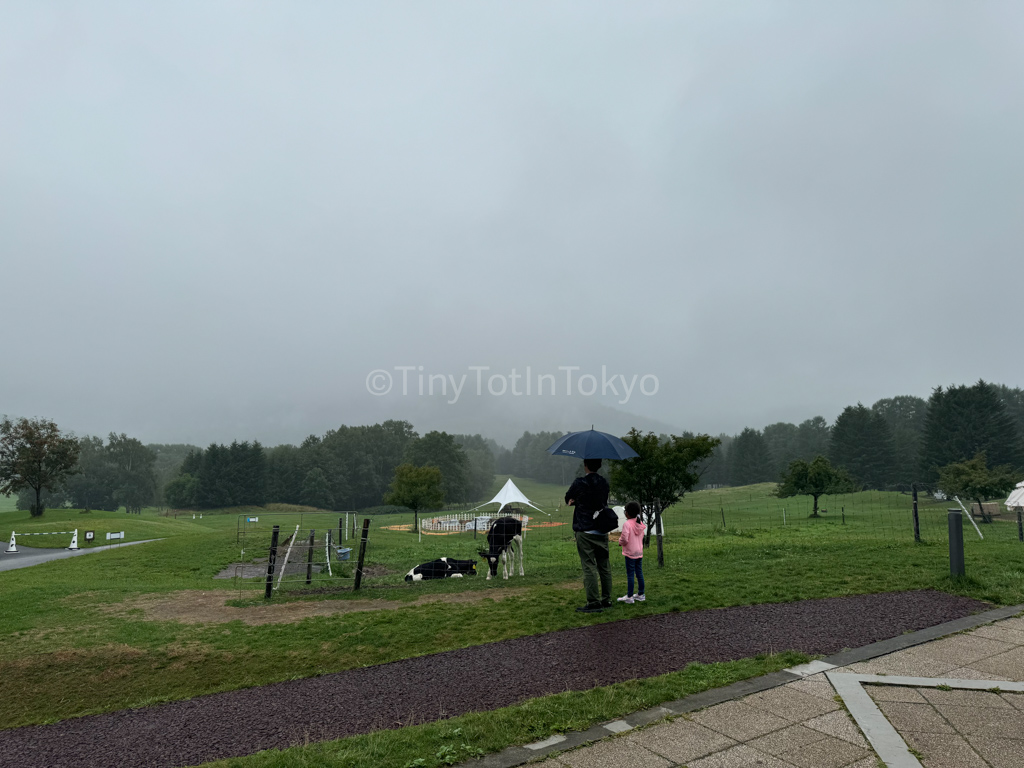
[728,428,774,485]
[762,422,799,478]
[829,404,896,489]
[871,395,928,490]
[795,417,831,460]
[994,384,1024,444]
[920,381,1024,482]
[453,434,497,502]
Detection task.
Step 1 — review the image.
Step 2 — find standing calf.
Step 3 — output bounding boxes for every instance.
[478,516,524,580]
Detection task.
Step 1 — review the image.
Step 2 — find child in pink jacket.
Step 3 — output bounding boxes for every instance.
[617,501,646,604]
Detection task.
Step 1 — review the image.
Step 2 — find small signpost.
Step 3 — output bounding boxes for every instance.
[85,531,95,542]
[106,531,125,542]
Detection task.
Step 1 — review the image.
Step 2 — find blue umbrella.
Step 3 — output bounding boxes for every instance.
[545,429,639,460]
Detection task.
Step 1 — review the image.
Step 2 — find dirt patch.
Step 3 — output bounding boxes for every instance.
[103,587,530,625]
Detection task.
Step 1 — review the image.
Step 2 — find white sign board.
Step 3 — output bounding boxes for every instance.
[247,517,259,522]
[106,531,125,541]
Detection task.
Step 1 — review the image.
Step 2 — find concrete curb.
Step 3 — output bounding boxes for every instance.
[459,602,1024,768]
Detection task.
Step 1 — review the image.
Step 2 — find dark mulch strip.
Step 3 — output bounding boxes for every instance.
[0,590,987,768]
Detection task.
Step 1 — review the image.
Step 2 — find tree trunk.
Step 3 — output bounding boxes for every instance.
[976,497,992,524]
[32,486,43,517]
[809,494,820,518]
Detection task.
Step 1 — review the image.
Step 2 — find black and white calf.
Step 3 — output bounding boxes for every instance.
[478,516,524,580]
[405,558,477,582]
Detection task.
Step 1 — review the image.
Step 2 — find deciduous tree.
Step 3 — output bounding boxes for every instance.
[384,463,444,532]
[609,429,720,559]
[938,453,1018,524]
[0,417,80,517]
[777,455,855,517]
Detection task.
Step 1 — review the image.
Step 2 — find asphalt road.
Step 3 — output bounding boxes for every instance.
[0,539,161,572]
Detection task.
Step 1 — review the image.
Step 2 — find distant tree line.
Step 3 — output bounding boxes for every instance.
[163,421,496,510]
[695,381,1024,491]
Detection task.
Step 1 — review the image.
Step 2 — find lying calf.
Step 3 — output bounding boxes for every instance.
[405,557,478,581]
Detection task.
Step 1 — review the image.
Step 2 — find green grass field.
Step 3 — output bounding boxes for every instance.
[1,478,1022,768]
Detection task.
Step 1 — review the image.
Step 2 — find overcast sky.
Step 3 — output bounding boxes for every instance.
[2,1,1022,447]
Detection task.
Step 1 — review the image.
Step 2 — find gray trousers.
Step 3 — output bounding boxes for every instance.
[576,532,612,606]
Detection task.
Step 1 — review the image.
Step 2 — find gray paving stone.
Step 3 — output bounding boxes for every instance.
[919,687,1012,708]
[844,759,879,768]
[783,675,838,702]
[865,684,927,703]
[624,718,736,764]
[743,685,838,722]
[747,724,827,756]
[557,738,671,768]
[915,634,1015,667]
[844,650,960,678]
[971,646,1024,680]
[967,624,1024,647]
[966,734,1024,768]
[688,744,792,768]
[902,732,988,768]
[690,700,792,741]
[996,616,1024,633]
[935,703,1024,739]
[776,735,870,768]
[1001,692,1024,711]
[875,701,956,734]
[943,665,1005,681]
[802,710,869,747]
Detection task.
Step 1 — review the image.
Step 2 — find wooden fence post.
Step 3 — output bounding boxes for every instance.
[354,519,370,591]
[265,525,280,600]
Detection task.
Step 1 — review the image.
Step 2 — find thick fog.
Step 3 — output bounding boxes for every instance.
[2,2,1022,446]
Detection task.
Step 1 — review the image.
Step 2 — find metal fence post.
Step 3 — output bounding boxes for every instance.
[948,509,965,578]
[1017,508,1023,543]
[912,485,921,542]
[353,518,370,591]
[265,525,280,600]
[655,508,664,567]
[306,529,315,585]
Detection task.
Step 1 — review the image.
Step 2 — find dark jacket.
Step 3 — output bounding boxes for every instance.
[566,472,610,533]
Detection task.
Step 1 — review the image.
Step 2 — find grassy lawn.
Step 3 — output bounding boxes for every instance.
[1,478,1022,765]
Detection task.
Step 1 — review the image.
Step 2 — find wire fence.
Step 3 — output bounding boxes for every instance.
[228,491,1024,597]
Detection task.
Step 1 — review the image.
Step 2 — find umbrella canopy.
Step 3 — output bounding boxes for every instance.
[546,429,639,460]
[1006,481,1024,510]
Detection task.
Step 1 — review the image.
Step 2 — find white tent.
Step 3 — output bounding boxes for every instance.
[471,478,546,515]
[1006,481,1024,510]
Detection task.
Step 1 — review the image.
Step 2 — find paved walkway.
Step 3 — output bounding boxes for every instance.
[0,540,160,572]
[513,611,1024,768]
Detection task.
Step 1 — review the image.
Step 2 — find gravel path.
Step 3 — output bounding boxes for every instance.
[0,590,987,768]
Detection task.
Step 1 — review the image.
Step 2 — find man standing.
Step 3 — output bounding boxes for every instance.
[565,458,613,612]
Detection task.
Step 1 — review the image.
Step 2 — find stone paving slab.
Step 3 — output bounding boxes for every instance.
[470,604,1024,768]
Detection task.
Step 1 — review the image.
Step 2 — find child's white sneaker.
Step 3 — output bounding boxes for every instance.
[634,594,646,602]
[617,595,634,604]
